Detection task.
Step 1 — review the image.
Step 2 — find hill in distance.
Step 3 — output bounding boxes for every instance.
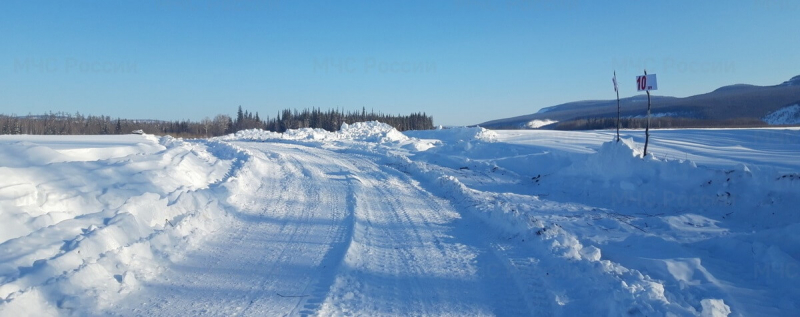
[480,75,800,130]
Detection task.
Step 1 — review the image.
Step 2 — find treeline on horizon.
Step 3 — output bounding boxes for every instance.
[549,117,768,130]
[0,107,434,137]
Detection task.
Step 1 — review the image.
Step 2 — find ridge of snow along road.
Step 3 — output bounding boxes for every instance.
[403,126,799,316]
[0,135,249,315]
[222,121,411,144]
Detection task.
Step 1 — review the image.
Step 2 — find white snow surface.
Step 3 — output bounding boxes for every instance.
[1,123,799,316]
[525,119,558,129]
[763,104,800,125]
[221,121,410,144]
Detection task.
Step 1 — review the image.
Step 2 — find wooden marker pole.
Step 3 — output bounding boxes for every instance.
[613,71,621,143]
[635,71,657,158]
[643,69,652,157]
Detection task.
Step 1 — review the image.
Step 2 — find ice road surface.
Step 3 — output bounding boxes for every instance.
[0,124,798,316]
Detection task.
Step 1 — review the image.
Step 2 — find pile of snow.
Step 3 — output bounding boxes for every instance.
[221,121,409,144]
[0,135,163,166]
[404,126,497,143]
[0,135,240,315]
[563,138,698,182]
[525,119,557,129]
[338,121,409,143]
[763,104,800,125]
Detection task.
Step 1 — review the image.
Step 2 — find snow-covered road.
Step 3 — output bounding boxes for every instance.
[112,142,558,316]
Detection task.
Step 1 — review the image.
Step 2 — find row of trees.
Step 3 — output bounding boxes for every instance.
[0,107,434,137]
[252,107,433,133]
[0,112,233,137]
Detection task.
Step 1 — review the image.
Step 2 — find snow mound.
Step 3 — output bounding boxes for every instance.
[568,138,648,176]
[0,135,164,166]
[701,299,731,317]
[586,138,647,168]
[223,121,409,144]
[0,136,240,314]
[230,127,325,141]
[525,119,557,129]
[0,141,68,167]
[763,104,800,125]
[560,138,705,199]
[404,126,497,143]
[339,121,409,143]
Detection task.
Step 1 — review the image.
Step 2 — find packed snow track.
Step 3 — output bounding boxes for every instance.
[111,142,549,316]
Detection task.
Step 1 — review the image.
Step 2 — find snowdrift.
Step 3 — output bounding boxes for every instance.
[392,128,799,316]
[0,135,243,315]
[525,119,557,129]
[404,126,497,143]
[221,121,409,144]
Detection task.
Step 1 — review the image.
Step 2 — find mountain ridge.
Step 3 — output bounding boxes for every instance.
[480,75,800,129]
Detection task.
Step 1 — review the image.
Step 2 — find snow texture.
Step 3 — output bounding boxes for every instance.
[525,119,557,129]
[2,123,799,316]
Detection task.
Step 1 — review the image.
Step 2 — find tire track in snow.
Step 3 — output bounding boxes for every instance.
[114,141,561,316]
[296,146,544,316]
[378,162,554,316]
[292,172,356,317]
[111,142,352,316]
[257,143,559,316]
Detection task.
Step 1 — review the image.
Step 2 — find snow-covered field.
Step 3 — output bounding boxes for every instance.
[1,124,798,316]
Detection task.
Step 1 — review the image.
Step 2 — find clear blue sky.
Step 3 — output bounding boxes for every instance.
[2,0,797,126]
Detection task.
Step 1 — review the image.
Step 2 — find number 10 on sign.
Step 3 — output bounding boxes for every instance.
[636,74,658,91]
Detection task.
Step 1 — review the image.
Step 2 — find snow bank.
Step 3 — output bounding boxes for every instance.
[525,119,557,129]
[0,135,243,314]
[391,128,800,315]
[222,121,410,144]
[0,135,164,166]
[404,126,497,143]
[340,122,408,142]
[563,138,697,182]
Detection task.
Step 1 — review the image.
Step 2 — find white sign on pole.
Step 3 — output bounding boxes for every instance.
[636,74,658,91]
